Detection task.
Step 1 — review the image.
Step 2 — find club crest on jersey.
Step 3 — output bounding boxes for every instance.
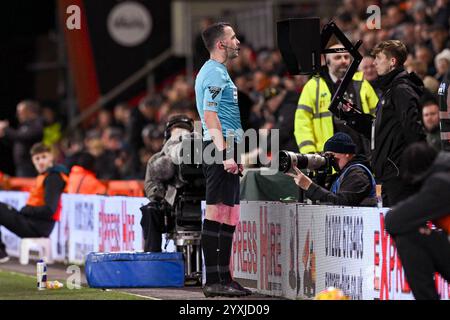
[208,86,222,99]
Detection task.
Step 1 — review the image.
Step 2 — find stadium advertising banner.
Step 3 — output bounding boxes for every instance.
[1,192,448,300]
[67,195,146,264]
[0,193,146,265]
[231,202,449,300]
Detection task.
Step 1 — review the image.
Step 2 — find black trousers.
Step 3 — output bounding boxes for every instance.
[0,203,55,252]
[394,230,450,300]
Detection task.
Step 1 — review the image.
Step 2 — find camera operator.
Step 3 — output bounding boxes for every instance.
[286,133,377,207]
[385,142,450,300]
[141,115,195,253]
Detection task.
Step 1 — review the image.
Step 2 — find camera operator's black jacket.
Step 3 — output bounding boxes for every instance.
[385,152,450,235]
[371,68,425,181]
[305,155,377,207]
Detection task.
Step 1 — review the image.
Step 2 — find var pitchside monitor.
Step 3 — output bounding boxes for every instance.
[277,17,321,75]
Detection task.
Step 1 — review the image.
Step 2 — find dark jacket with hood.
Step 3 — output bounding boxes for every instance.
[305,154,377,207]
[385,152,450,235]
[370,68,426,181]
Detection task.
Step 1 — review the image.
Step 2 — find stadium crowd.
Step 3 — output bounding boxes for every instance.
[0,0,448,181]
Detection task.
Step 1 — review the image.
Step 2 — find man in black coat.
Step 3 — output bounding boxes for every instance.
[385,142,450,300]
[344,40,426,206]
[287,133,377,207]
[0,100,44,177]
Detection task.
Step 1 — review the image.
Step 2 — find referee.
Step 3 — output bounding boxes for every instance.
[195,22,249,297]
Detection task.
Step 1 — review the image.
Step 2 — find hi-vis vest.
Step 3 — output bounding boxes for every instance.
[294,72,379,153]
[26,172,69,221]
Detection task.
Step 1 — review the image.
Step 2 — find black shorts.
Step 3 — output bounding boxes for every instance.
[202,141,240,206]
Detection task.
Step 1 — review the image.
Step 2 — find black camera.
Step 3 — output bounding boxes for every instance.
[278,150,335,173]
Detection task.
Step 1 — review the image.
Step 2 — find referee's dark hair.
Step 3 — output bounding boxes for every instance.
[201,22,231,52]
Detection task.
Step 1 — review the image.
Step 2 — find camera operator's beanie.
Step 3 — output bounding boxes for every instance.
[324,132,356,154]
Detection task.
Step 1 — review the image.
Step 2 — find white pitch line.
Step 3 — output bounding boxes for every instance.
[0,268,160,300]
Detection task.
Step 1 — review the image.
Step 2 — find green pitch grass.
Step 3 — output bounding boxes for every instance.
[0,270,148,300]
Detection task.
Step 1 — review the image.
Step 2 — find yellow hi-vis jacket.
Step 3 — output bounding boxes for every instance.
[294,71,379,153]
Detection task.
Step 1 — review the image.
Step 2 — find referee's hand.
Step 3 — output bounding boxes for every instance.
[224,158,239,175]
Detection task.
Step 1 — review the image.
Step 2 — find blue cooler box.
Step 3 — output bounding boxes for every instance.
[85,252,185,288]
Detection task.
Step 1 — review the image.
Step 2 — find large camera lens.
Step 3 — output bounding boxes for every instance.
[278,151,329,172]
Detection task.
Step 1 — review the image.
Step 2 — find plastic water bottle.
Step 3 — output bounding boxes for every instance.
[37,260,47,290]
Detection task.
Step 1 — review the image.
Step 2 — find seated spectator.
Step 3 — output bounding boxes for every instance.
[67,152,107,194]
[0,143,68,263]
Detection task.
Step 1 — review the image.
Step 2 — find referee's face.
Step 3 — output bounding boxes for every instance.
[222,26,240,60]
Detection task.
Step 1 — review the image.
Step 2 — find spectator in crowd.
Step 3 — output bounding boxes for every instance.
[287,133,377,207]
[97,109,114,135]
[62,133,85,170]
[0,143,68,263]
[410,1,433,25]
[294,44,378,158]
[112,102,131,132]
[359,55,381,95]
[128,95,160,174]
[434,48,450,82]
[42,105,62,149]
[429,24,450,56]
[67,152,107,194]
[415,45,436,76]
[385,142,450,300]
[142,123,165,155]
[432,0,450,29]
[257,84,300,153]
[405,59,441,105]
[422,100,442,151]
[0,100,44,177]
[96,127,127,180]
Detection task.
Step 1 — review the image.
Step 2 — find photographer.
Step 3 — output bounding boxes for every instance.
[286,133,377,207]
[141,115,195,252]
[385,142,450,300]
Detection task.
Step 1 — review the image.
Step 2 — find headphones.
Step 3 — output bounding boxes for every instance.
[164,115,194,141]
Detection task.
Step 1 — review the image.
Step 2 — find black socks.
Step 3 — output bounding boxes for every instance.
[201,219,236,285]
[201,219,222,285]
[218,223,236,284]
